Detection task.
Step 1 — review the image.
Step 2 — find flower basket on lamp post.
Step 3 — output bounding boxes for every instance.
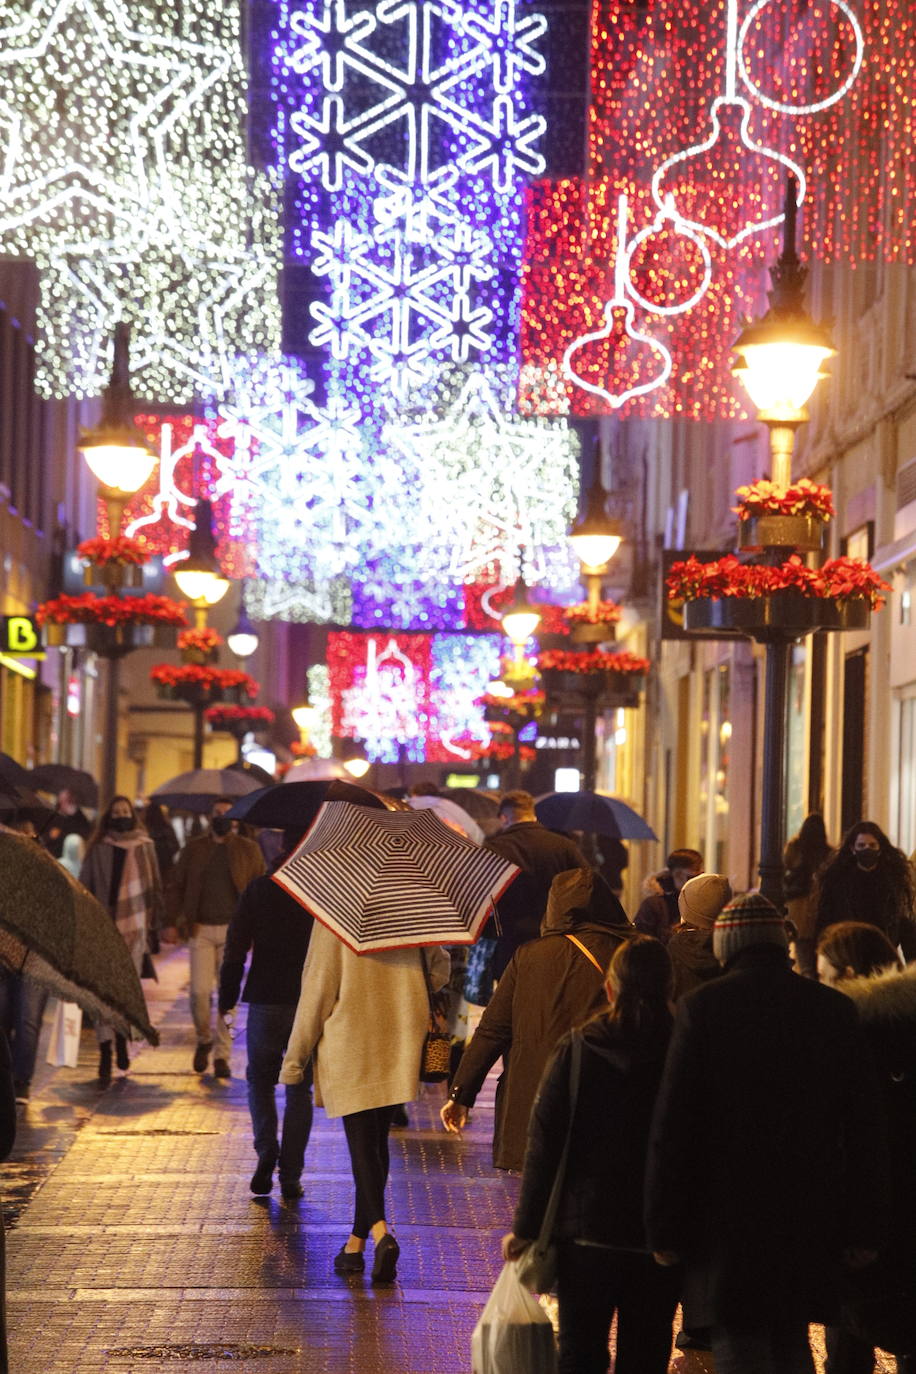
[563,599,621,646]
[683,592,871,642]
[77,536,149,592]
[177,626,223,666]
[733,479,834,554]
[36,593,188,656]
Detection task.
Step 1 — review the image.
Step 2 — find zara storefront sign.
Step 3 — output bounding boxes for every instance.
[536,735,581,750]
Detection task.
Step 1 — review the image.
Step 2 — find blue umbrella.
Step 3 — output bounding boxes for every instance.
[535,791,658,840]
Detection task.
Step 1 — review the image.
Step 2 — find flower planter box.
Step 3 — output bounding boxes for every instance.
[535,632,571,652]
[180,647,219,666]
[156,681,223,706]
[83,562,144,591]
[683,592,871,642]
[737,514,827,553]
[45,622,176,657]
[568,622,616,645]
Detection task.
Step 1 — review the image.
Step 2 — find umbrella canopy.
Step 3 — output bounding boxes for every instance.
[274,800,520,954]
[29,763,99,809]
[440,788,500,823]
[151,767,264,814]
[0,830,159,1044]
[535,791,658,841]
[281,757,349,783]
[225,779,389,829]
[406,795,484,844]
[0,781,56,829]
[226,760,277,789]
[0,752,32,791]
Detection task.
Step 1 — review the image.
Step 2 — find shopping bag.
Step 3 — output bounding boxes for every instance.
[45,999,83,1068]
[471,1260,558,1374]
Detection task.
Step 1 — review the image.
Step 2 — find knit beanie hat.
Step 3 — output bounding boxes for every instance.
[678,874,732,930]
[712,892,789,966]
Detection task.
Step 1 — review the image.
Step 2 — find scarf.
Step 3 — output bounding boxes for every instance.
[104,832,150,944]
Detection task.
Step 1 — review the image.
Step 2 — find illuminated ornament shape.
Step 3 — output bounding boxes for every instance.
[428,634,501,762]
[338,636,428,763]
[125,420,234,554]
[386,368,580,585]
[625,194,713,316]
[737,0,864,117]
[650,0,806,249]
[562,196,673,410]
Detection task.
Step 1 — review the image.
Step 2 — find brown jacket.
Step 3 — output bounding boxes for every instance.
[170,832,264,933]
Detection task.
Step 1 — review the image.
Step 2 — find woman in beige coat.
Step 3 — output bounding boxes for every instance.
[280,921,448,1282]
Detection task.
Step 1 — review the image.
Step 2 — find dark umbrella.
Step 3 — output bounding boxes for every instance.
[274,801,519,954]
[227,760,277,789]
[150,767,264,814]
[535,791,658,841]
[440,788,500,831]
[29,763,99,809]
[0,781,57,829]
[224,779,390,829]
[0,829,159,1044]
[0,752,32,791]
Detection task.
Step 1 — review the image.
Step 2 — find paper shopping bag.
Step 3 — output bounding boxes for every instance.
[45,999,83,1068]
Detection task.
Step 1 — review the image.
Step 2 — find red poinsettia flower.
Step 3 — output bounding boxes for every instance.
[732,478,836,523]
[37,593,188,627]
[76,536,150,567]
[205,705,275,727]
[290,739,317,757]
[536,649,650,675]
[666,554,890,609]
[563,599,623,625]
[178,627,224,653]
[150,664,260,697]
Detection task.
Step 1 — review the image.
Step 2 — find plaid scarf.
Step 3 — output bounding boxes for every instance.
[104,833,150,946]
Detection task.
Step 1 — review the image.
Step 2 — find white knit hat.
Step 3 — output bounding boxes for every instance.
[678,873,732,930]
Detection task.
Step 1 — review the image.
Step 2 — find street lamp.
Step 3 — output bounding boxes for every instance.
[226,584,259,660]
[173,499,230,627]
[291,699,317,737]
[500,560,541,659]
[78,323,157,536]
[732,175,834,909]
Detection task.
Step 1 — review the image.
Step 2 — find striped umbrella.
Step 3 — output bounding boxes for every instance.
[273,800,520,954]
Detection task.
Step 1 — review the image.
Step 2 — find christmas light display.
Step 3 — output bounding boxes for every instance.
[0,0,280,397]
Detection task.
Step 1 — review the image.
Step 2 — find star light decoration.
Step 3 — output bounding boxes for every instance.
[0,0,280,398]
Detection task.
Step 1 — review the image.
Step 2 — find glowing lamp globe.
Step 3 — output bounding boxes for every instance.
[732,326,834,420]
[568,471,622,571]
[292,702,317,732]
[343,756,371,779]
[80,437,156,495]
[486,678,515,700]
[501,573,541,648]
[173,498,230,607]
[227,598,259,659]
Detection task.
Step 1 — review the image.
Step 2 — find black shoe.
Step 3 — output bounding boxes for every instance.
[390,1104,409,1128]
[371,1233,400,1284]
[280,1180,304,1200]
[213,1057,232,1079]
[115,1034,130,1071]
[13,1080,29,1104]
[192,1042,212,1073]
[250,1161,274,1195]
[333,1245,365,1274]
[98,1044,112,1086]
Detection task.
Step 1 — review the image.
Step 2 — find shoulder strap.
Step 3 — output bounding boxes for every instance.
[565,933,605,976]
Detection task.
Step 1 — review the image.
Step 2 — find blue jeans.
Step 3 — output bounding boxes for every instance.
[0,971,49,1087]
[245,1003,313,1184]
[711,1321,815,1374]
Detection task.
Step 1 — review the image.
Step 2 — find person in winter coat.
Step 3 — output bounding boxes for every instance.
[502,935,679,1374]
[219,828,315,1201]
[633,848,703,944]
[646,893,888,1374]
[667,873,731,1001]
[80,796,162,1084]
[814,821,916,962]
[817,921,916,1374]
[279,922,448,1284]
[784,813,834,977]
[440,867,634,1171]
[0,1028,16,1374]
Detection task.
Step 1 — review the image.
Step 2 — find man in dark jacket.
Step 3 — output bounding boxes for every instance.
[171,800,265,1077]
[219,828,313,1199]
[634,848,703,944]
[442,867,633,1170]
[645,893,888,1374]
[667,872,731,1001]
[484,790,588,978]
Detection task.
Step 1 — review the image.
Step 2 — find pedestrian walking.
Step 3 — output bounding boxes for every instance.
[502,935,680,1374]
[633,848,703,944]
[219,828,315,1200]
[279,921,449,1282]
[785,813,834,976]
[142,801,180,883]
[170,799,264,1078]
[646,893,888,1374]
[441,867,633,1171]
[667,872,731,1001]
[815,822,916,961]
[0,819,49,1102]
[79,796,162,1084]
[0,1027,16,1374]
[817,921,916,1374]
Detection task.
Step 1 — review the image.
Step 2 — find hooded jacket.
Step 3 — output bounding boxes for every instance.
[449,868,633,1171]
[513,1010,672,1247]
[667,924,721,1001]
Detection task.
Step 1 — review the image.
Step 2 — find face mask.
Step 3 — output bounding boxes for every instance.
[855,849,880,870]
[210,817,232,837]
[109,816,134,834]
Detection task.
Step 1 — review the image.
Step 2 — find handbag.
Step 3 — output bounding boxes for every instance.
[420,949,451,1083]
[516,1033,583,1293]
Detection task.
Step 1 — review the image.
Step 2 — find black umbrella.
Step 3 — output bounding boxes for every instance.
[0,829,158,1043]
[224,779,389,829]
[0,780,56,829]
[535,791,658,840]
[150,767,264,814]
[227,760,277,789]
[440,788,500,827]
[29,763,99,809]
[0,752,32,791]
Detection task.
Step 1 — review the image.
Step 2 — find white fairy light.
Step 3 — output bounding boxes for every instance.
[737,0,865,117]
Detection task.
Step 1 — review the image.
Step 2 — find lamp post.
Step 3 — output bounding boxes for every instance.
[226,583,259,660]
[732,176,834,910]
[77,323,157,804]
[172,499,231,768]
[500,563,542,664]
[567,472,622,793]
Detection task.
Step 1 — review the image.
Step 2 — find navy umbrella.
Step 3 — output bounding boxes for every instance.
[535,791,658,841]
[224,779,389,829]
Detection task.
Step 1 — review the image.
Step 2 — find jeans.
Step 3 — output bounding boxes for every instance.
[342,1106,394,1238]
[189,925,231,1057]
[0,970,49,1086]
[245,1003,313,1183]
[554,1242,679,1374]
[711,1320,815,1374]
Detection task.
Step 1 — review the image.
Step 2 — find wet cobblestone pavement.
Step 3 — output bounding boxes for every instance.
[2,949,895,1372]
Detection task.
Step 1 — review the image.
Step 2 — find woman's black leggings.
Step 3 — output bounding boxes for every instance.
[342,1105,394,1238]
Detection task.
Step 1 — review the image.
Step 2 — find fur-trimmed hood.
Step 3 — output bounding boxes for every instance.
[840,963,916,1025]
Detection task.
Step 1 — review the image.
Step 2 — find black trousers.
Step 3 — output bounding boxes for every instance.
[825,1326,916,1374]
[555,1242,680,1374]
[342,1106,394,1239]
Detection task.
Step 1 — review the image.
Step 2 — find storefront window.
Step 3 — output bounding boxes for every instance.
[699,664,731,873]
[786,645,807,841]
[896,690,916,856]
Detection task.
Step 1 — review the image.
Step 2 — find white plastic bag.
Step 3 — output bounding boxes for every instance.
[45,999,83,1068]
[472,1260,558,1374]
